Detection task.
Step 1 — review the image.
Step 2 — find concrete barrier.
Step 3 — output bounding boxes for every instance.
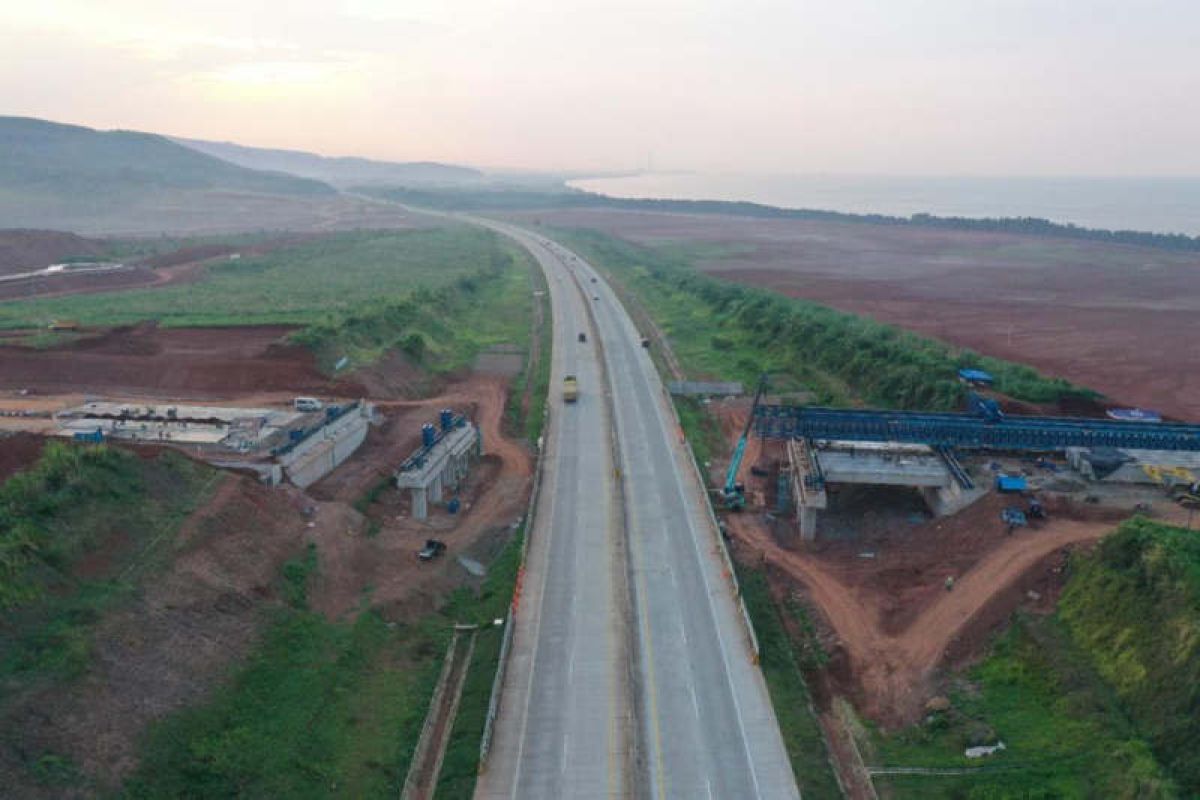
[478,402,549,771]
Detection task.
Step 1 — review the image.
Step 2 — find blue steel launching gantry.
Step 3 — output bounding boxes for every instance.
[754,394,1200,453]
[755,393,1200,541]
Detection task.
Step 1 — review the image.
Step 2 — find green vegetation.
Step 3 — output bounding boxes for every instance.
[0,226,504,329]
[550,227,1094,410]
[293,235,536,377]
[126,530,525,799]
[673,396,725,469]
[872,616,1173,798]
[735,562,842,798]
[0,443,214,682]
[124,610,442,799]
[434,530,524,797]
[503,260,552,443]
[870,517,1200,798]
[1059,517,1200,792]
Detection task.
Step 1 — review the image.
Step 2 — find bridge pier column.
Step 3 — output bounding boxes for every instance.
[412,487,428,520]
[799,506,819,541]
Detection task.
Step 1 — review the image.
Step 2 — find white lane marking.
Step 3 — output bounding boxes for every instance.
[569,237,776,797]
[637,324,770,798]
[509,249,571,799]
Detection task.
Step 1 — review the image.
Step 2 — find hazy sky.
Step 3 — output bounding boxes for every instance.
[3,0,1198,175]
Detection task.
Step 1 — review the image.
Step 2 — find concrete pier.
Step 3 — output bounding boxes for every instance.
[395,421,481,520]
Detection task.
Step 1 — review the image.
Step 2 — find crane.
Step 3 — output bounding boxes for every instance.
[720,374,769,511]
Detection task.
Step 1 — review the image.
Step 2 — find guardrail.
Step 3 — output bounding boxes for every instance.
[669,400,763,662]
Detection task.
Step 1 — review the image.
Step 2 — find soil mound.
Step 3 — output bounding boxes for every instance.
[0,229,104,276]
[0,324,366,399]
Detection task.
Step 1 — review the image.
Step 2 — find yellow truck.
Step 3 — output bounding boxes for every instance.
[563,375,579,403]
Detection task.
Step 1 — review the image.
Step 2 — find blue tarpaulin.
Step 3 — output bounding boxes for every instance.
[958,368,995,385]
[996,475,1027,492]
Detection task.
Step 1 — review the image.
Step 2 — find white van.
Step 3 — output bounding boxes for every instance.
[293,397,324,412]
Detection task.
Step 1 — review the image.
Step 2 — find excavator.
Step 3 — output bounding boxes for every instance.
[719,374,769,511]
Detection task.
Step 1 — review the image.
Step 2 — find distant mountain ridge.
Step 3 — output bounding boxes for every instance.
[171,136,484,187]
[0,116,366,233]
[0,117,334,196]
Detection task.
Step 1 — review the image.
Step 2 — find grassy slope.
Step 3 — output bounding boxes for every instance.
[290,232,536,384]
[0,444,218,789]
[0,444,215,663]
[1058,518,1200,792]
[124,529,525,799]
[736,564,843,798]
[548,226,1092,410]
[0,226,499,329]
[871,517,1198,798]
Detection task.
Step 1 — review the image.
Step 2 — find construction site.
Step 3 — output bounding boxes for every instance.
[704,374,1200,763]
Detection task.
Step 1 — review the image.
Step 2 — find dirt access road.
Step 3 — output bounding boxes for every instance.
[503,208,1200,421]
[727,509,1116,725]
[706,397,1168,725]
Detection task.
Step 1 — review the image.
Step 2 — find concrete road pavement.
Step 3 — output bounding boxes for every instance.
[475,220,798,799]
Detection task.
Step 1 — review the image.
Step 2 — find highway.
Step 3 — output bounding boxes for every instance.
[474,220,799,799]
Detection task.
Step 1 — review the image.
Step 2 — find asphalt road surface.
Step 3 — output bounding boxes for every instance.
[474,220,798,799]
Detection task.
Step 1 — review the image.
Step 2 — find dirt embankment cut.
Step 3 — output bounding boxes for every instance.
[0,322,366,399]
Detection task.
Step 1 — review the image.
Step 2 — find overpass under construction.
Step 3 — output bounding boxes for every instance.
[758,398,1200,540]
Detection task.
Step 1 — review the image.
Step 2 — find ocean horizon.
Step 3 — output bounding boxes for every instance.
[567,173,1200,237]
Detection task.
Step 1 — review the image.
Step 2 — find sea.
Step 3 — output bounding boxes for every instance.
[566,173,1200,237]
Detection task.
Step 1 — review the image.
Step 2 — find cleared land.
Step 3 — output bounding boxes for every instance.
[0,226,502,328]
[504,208,1200,420]
[0,215,545,797]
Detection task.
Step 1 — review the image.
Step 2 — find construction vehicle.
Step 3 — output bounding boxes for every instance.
[562,374,579,403]
[1027,497,1046,520]
[417,539,446,561]
[1001,507,1027,533]
[718,374,769,511]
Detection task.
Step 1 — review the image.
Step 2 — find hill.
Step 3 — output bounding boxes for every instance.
[0,117,349,234]
[172,136,484,187]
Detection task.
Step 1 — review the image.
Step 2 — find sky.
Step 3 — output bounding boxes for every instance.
[2,0,1198,176]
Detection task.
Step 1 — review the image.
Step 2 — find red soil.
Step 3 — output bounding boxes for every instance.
[707,398,1150,726]
[306,375,533,619]
[505,208,1200,421]
[0,322,364,399]
[0,431,46,481]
